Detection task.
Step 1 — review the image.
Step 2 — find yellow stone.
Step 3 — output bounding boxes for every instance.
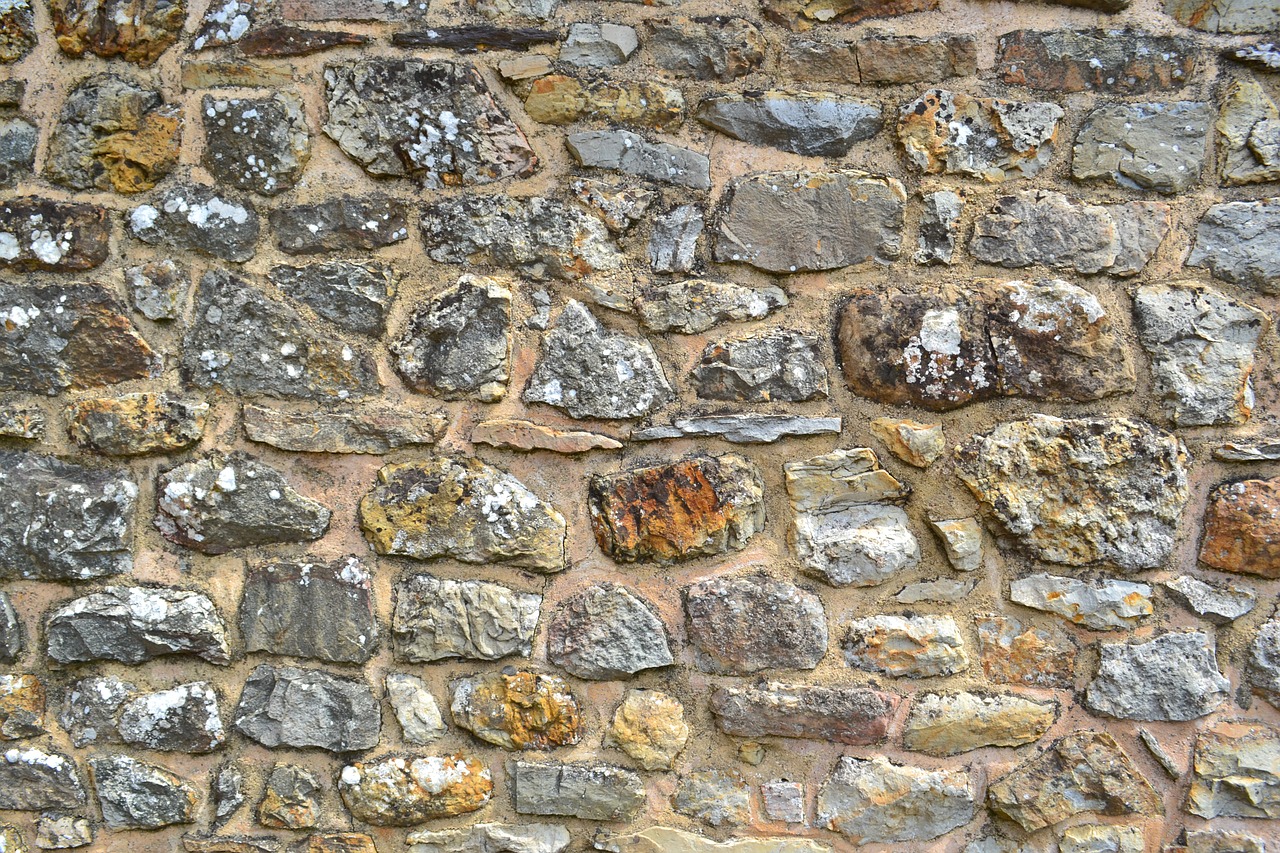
[606,689,689,770]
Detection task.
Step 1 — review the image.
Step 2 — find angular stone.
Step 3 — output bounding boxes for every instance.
[241,24,368,56]
[1185,830,1269,853]
[0,403,41,440]
[571,179,654,234]
[1216,437,1280,460]
[648,204,702,274]
[857,33,976,83]
[181,60,296,89]
[818,756,975,844]
[270,196,408,255]
[470,0,555,21]
[898,89,1062,180]
[646,16,764,80]
[0,199,110,271]
[35,815,92,849]
[869,419,944,468]
[0,592,20,663]
[605,690,688,770]
[393,574,540,663]
[48,586,230,665]
[1188,198,1280,292]
[710,682,897,745]
[244,404,444,454]
[0,674,43,740]
[1228,42,1280,71]
[212,763,246,827]
[714,170,905,273]
[929,517,983,571]
[634,415,841,444]
[117,682,224,753]
[58,674,133,747]
[0,0,35,61]
[130,184,259,262]
[761,781,805,824]
[1086,632,1229,721]
[686,575,827,675]
[126,258,187,321]
[1248,618,1280,706]
[1217,79,1280,185]
[843,615,968,678]
[0,747,85,811]
[471,419,621,453]
[795,504,919,588]
[268,261,395,336]
[340,755,491,826]
[1166,0,1279,32]
[1011,574,1152,630]
[1164,575,1256,624]
[693,329,827,403]
[896,577,975,603]
[512,762,644,821]
[408,824,569,853]
[903,692,1056,756]
[90,755,197,828]
[636,280,787,334]
[0,114,35,189]
[451,670,581,750]
[1186,722,1280,818]
[598,828,827,853]
[1073,102,1210,193]
[779,39,859,83]
[561,22,636,67]
[324,59,536,186]
[52,0,183,65]
[785,448,906,509]
[191,0,252,48]
[233,664,379,752]
[987,732,1161,831]
[258,765,319,829]
[914,189,961,265]
[975,615,1077,688]
[674,770,750,827]
[547,584,671,680]
[1059,826,1144,853]
[523,76,684,129]
[998,30,1195,93]
[1200,476,1280,578]
[765,0,937,30]
[388,23,554,49]
[696,91,881,156]
[392,276,510,402]
[386,673,445,744]
[67,392,205,456]
[498,54,552,81]
[566,130,708,190]
[240,558,376,664]
[283,0,430,21]
[202,94,309,196]
[361,456,566,571]
[955,415,1189,569]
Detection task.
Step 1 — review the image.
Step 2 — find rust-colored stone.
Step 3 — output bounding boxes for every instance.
[67,392,206,455]
[52,0,185,66]
[997,30,1196,94]
[92,105,181,194]
[523,75,685,129]
[974,615,1078,689]
[0,673,44,740]
[764,0,938,31]
[450,670,583,750]
[338,754,492,826]
[1199,477,1280,578]
[304,835,378,853]
[239,25,368,56]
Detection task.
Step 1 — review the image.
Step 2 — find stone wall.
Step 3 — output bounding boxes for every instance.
[0,0,1278,849]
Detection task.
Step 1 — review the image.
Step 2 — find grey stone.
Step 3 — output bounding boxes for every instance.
[243,404,446,454]
[1139,728,1183,778]
[524,301,672,419]
[1010,573,1152,630]
[0,747,85,811]
[761,781,805,824]
[818,756,976,844]
[1086,632,1229,721]
[915,190,962,265]
[34,815,92,849]
[560,23,637,67]
[714,170,905,273]
[58,675,133,747]
[674,770,750,827]
[385,673,446,744]
[997,29,1196,94]
[0,114,35,188]
[1248,618,1280,706]
[268,261,396,336]
[898,89,1063,180]
[567,130,709,189]
[686,575,827,675]
[645,16,765,81]
[710,682,898,745]
[636,280,788,334]
[126,258,188,321]
[1216,79,1280,185]
[392,574,540,663]
[0,592,20,663]
[547,583,673,680]
[1164,576,1256,625]
[155,452,330,554]
[269,196,409,254]
[1072,102,1210,193]
[632,415,841,444]
[1229,42,1280,71]
[648,205,702,273]
[117,682,224,753]
[0,404,42,440]
[473,0,556,21]
[1166,0,1279,32]
[192,0,253,48]
[0,199,111,271]
[407,824,571,853]
[323,58,536,185]
[129,184,259,262]
[902,692,1058,756]
[392,276,511,402]
[90,755,196,829]
[47,586,231,665]
[693,329,828,402]
[843,615,969,678]
[203,94,309,196]
[571,179,655,233]
[1186,722,1280,818]
[794,504,920,588]
[0,452,135,581]
[513,762,645,821]
[257,765,319,829]
[233,664,380,752]
[896,578,976,604]
[1187,198,1280,292]
[213,762,246,825]
[695,91,881,156]
[239,558,377,664]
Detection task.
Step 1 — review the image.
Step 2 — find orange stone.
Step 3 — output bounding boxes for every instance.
[1199,477,1280,578]
[450,670,583,750]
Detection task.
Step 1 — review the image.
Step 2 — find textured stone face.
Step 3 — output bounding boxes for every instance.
[0,592,21,663]
[1072,102,1210,193]
[52,0,184,64]
[0,0,36,61]
[47,586,231,665]
[903,692,1057,756]
[203,94,310,196]
[898,89,1063,180]
[239,558,377,664]
[117,682,224,753]
[997,30,1195,93]
[268,261,396,335]
[818,756,975,843]
[130,185,260,262]
[1248,619,1280,706]
[568,130,709,189]
[386,674,446,745]
[547,584,672,679]
[90,754,197,828]
[1186,722,1280,818]
[686,575,828,674]
[339,755,492,826]
[392,276,511,402]
[243,404,445,454]
[1218,79,1280,185]
[765,0,938,30]
[1188,198,1280,293]
[646,16,765,79]
[126,258,187,321]
[1010,574,1152,630]
[636,280,787,334]
[674,769,750,827]
[693,329,828,402]
[648,205,701,274]
[605,690,688,770]
[407,824,571,853]
[695,91,881,156]
[710,682,898,744]
[855,33,976,82]
[0,674,43,740]
[67,392,206,455]
[451,670,582,750]
[0,747,86,811]
[258,764,320,829]
[1199,477,1280,578]
[1086,632,1229,721]
[843,615,968,678]
[0,199,111,271]
[233,664,380,752]
[512,762,645,820]
[393,574,539,663]
[1166,0,1279,32]
[523,76,685,129]
[271,196,408,254]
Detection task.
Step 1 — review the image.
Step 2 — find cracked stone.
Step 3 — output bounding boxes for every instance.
[340,754,492,826]
[898,89,1063,180]
[126,258,188,321]
[203,94,309,196]
[241,24,368,56]
[975,614,1078,688]
[693,329,827,403]
[239,557,377,664]
[268,261,396,336]
[997,30,1195,93]
[35,815,92,849]
[1073,101,1210,193]
[902,692,1057,756]
[1164,575,1256,624]
[1199,476,1280,578]
[393,574,540,663]
[233,664,380,752]
[785,447,908,513]
[117,682,224,753]
[244,404,444,454]
[258,765,319,830]
[818,756,975,844]
[47,586,230,665]
[0,746,85,811]
[451,670,582,750]
[52,0,183,64]
[0,0,35,61]
[212,763,245,827]
[386,673,446,745]
[1248,618,1280,707]
[513,762,644,821]
[1186,722,1280,818]
[1217,78,1280,185]
[648,204,702,274]
[636,280,787,334]
[90,755,197,828]
[1011,573,1152,630]
[67,392,206,456]
[567,130,709,190]
[674,770,750,827]
[710,682,898,745]
[547,583,672,680]
[856,33,977,83]
[605,690,688,770]
[522,76,685,129]
[1166,0,1279,32]
[0,674,43,740]
[0,199,111,271]
[843,615,968,678]
[915,190,961,265]
[870,419,944,468]
[695,91,881,156]
[1188,198,1280,293]
[1086,632,1229,721]
[764,0,937,31]
[686,575,827,675]
[646,16,764,79]
[561,22,636,66]
[130,184,259,262]
[270,196,408,255]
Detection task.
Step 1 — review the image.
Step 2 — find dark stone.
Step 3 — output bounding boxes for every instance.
[566,130,710,190]
[711,682,900,744]
[391,25,556,50]
[0,199,110,271]
[0,746,86,811]
[191,0,253,49]
[685,575,828,675]
[47,586,231,665]
[257,764,320,829]
[239,558,378,664]
[269,196,407,254]
[233,664,380,752]
[59,675,133,747]
[202,94,309,196]
[692,329,828,402]
[130,184,260,263]
[0,592,20,663]
[0,0,36,62]
[0,114,36,188]
[51,0,183,65]
[547,583,673,680]
[240,24,368,56]
[126,258,188,321]
[66,392,207,456]
[645,16,765,80]
[695,92,882,156]
[997,30,1197,93]
[90,754,197,828]
[117,682,226,753]
[268,261,396,336]
[213,762,246,825]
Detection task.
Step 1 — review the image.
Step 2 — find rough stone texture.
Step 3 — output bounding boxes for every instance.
[0,112,35,189]
[1010,573,1152,630]
[67,392,206,456]
[871,419,945,468]
[270,196,408,255]
[568,130,710,190]
[268,261,396,335]
[233,664,380,752]
[1166,0,1279,32]
[1059,826,1144,853]
[547,583,672,679]
[258,765,320,830]
[0,746,86,811]
[674,770,750,827]
[1186,722,1280,818]
[710,682,898,745]
[1165,575,1256,624]
[686,575,827,674]
[1072,102,1210,193]
[0,199,110,272]
[117,682,224,753]
[633,415,841,444]
[857,33,976,83]
[898,89,1063,180]
[51,0,183,65]
[902,692,1056,756]
[239,558,377,664]
[1216,78,1280,185]
[817,756,975,844]
[407,824,570,853]
[998,30,1195,93]
[0,674,43,740]
[126,258,187,321]
[648,204,703,274]
[338,755,492,826]
[90,754,197,828]
[47,586,230,665]
[1248,618,1280,706]
[843,615,969,678]
[512,762,645,821]
[130,184,260,263]
[696,91,881,156]
[974,615,1079,688]
[0,0,36,61]
[35,815,92,849]
[1188,198,1280,293]
[1199,476,1280,578]
[385,673,446,745]
[915,190,961,265]
[692,329,827,403]
[1086,632,1230,721]
[450,670,582,750]
[0,592,20,663]
[392,276,511,402]
[522,76,685,129]
[561,22,637,67]
[765,0,938,30]
[243,404,445,454]
[636,280,788,334]
[393,574,540,663]
[794,503,919,588]
[202,94,310,196]
[599,828,827,853]
[646,16,765,80]
[605,690,688,770]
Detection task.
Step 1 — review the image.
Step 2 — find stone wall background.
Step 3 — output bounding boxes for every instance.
[0,0,1279,850]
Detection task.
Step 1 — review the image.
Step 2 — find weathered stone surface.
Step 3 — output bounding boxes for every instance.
[1166,0,1279,32]
[779,39,859,82]
[646,16,764,79]
[471,419,621,453]
[870,419,944,468]
[258,765,319,829]
[244,404,444,454]
[547,584,672,680]
[190,0,251,48]
[1073,102,1210,193]
[392,276,511,402]
[1217,79,1280,185]
[240,558,376,664]
[696,91,880,156]
[512,762,644,821]
[795,504,919,588]
[212,763,246,827]
[975,614,1078,688]
[1165,575,1256,624]
[560,22,636,66]
[1086,632,1229,721]
[408,824,570,853]
[1059,826,1144,853]
[857,33,976,83]
[903,692,1057,756]
[90,754,197,828]
[268,261,395,336]
[1248,618,1280,706]
[843,615,968,678]
[451,670,582,750]
[386,673,446,744]
[0,200,111,271]
[761,781,805,824]
[523,76,685,129]
[270,197,408,255]
[0,113,34,189]
[710,682,898,745]
[567,130,709,190]
[914,189,961,265]
[572,179,655,234]
[283,0,430,21]
[35,814,92,849]
[67,393,205,456]
[1188,198,1280,292]
[686,575,827,674]
[0,592,20,663]
[899,89,1062,180]
[765,0,938,30]
[241,24,368,56]
[0,673,43,740]
[896,577,975,603]
[818,756,975,843]
[0,0,36,61]
[605,690,688,770]
[203,95,309,196]
[714,170,905,273]
[1186,722,1280,818]
[0,825,27,852]
[928,517,981,571]
[636,280,787,334]
[648,204,702,274]
[52,0,183,64]
[693,329,827,403]
[0,746,85,811]
[0,403,41,440]
[785,447,908,513]
[633,415,841,444]
[130,185,260,263]
[339,755,492,826]
[998,30,1195,93]
[181,60,295,89]
[1011,574,1152,630]
[393,574,540,663]
[599,828,827,853]
[324,59,536,186]
[1228,42,1280,71]
[1200,477,1280,578]
[47,586,230,665]
[361,456,566,571]
[233,664,379,752]
[987,732,1161,831]
[126,258,187,321]
[674,770,750,827]
[1184,830,1269,853]
[58,675,132,747]
[117,682,224,753]
[955,415,1189,569]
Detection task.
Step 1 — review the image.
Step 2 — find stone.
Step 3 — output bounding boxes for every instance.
[392,276,511,402]
[257,765,320,829]
[241,25,368,56]
[1086,632,1229,721]
[1010,574,1152,630]
[67,393,206,456]
[1186,722,1280,818]
[794,504,919,587]
[451,670,582,750]
[597,828,828,853]
[0,747,85,811]
[902,692,1057,756]
[975,615,1078,689]
[929,518,982,571]
[547,584,672,680]
[512,762,644,821]
[0,199,111,271]
[47,586,230,665]
[155,452,331,554]
[407,824,570,853]
[898,89,1062,180]
[90,755,197,828]
[0,0,35,61]
[360,456,566,571]
[1185,830,1269,853]
[522,76,685,129]
[0,114,35,188]
[386,674,446,744]
[239,558,377,664]
[714,170,905,273]
[914,190,961,265]
[0,592,20,663]
[393,574,540,664]
[243,404,445,454]
[843,615,968,678]
[0,452,136,580]
[1166,0,1279,32]
[181,61,296,89]
[213,763,246,826]
[710,682,898,745]
[498,54,552,81]
[870,419,944,468]
[779,39,859,83]
[1248,618,1280,706]
[572,179,655,234]
[1188,198,1280,292]
[0,404,41,440]
[646,16,764,80]
[283,0,430,21]
[648,204,702,273]
[737,743,764,765]
[470,0,555,21]
[58,675,133,746]
[304,834,378,853]
[339,755,492,826]
[674,770,750,827]
[686,575,827,675]
[323,59,536,186]
[955,415,1189,569]
[986,732,1161,831]
[1228,42,1280,71]
[130,184,259,262]
[421,194,622,281]
[695,91,881,156]
[997,30,1195,93]
[561,22,637,67]
[1164,576,1256,624]
[784,448,908,513]
[0,825,26,852]
[857,33,976,83]
[567,131,708,190]
[636,280,787,334]
[761,782,805,824]
[202,94,309,196]
[270,197,408,255]
[693,329,828,403]
[191,0,252,48]
[633,415,841,444]
[268,261,395,337]
[1217,438,1280,461]
[1073,102,1210,193]
[1059,826,1144,853]
[388,24,554,49]
[51,0,183,64]
[126,258,187,321]
[1139,729,1183,779]
[0,674,42,739]
[35,815,92,849]
[1199,477,1280,578]
[765,0,937,30]
[896,578,975,603]
[817,756,975,844]
[233,664,380,752]
[1217,79,1280,185]
[605,690,688,770]
[471,419,622,453]
[117,682,224,752]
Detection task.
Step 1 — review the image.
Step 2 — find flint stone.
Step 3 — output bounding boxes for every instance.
[648,204,702,273]
[1248,619,1280,706]
[386,674,446,744]
[1164,575,1256,624]
[0,0,35,61]
[1199,476,1280,578]
[714,170,905,273]
[567,130,709,190]
[817,756,975,844]
[243,404,445,454]
[513,762,645,821]
[693,329,827,403]
[0,747,85,811]
[674,770,750,827]
[191,0,252,48]
[764,0,938,30]
[523,75,685,130]
[794,505,919,588]
[902,692,1057,756]
[975,615,1077,688]
[605,690,688,770]
[596,828,828,853]
[0,199,110,271]
[339,755,492,825]
[915,190,961,265]
[233,664,380,752]
[843,615,968,678]
[998,30,1196,93]
[1217,79,1280,185]
[636,280,787,334]
[51,0,182,64]
[270,197,408,255]
[695,91,881,156]
[408,824,569,853]
[117,682,224,753]
[0,591,20,662]
[898,89,1062,180]
[130,184,259,262]
[393,574,540,663]
[1188,198,1280,292]
[58,675,133,746]
[1073,102,1210,193]
[267,261,395,336]
[67,392,206,456]
[710,682,898,744]
[572,179,655,233]
[896,578,975,603]
[1010,573,1152,630]
[203,95,308,196]
[633,415,841,444]
[90,754,196,828]
[561,22,636,67]
[1166,0,1279,32]
[126,258,187,321]
[1086,632,1229,721]
[240,558,377,664]
[547,584,672,680]
[258,764,319,829]
[0,673,42,739]
[47,586,230,665]
[451,670,582,750]
[686,575,827,675]
[392,276,511,402]
[646,16,764,80]
[856,33,977,83]
[1186,722,1280,818]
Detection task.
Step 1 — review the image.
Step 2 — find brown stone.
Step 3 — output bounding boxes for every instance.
[687,576,828,675]
[765,0,938,31]
[898,89,1062,181]
[869,418,944,467]
[857,33,977,83]
[0,199,110,271]
[779,39,859,83]
[605,690,688,771]
[522,76,684,130]
[450,670,583,750]
[52,0,185,66]
[338,755,492,826]
[997,30,1196,94]
[974,615,1078,689]
[710,682,898,745]
[181,61,297,90]
[0,0,36,62]
[304,835,377,853]
[472,418,622,454]
[0,673,44,740]
[238,25,368,57]
[67,392,206,455]
[1187,721,1280,819]
[1200,477,1280,578]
